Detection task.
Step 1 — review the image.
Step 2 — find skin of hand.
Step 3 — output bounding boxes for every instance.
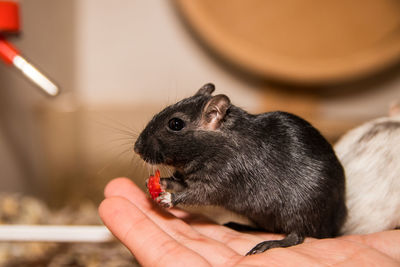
[99,178,400,267]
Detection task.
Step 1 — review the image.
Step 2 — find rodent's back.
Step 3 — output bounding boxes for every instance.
[219,110,346,237]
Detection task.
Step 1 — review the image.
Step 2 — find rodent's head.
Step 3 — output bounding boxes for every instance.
[134,83,231,167]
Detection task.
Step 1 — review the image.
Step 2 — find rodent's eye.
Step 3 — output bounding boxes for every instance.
[168,118,185,131]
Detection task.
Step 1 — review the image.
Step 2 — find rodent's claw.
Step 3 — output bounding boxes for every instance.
[246,241,270,255]
[156,192,173,208]
[246,238,299,255]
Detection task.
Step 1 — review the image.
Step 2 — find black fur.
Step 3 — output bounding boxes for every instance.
[134,83,347,255]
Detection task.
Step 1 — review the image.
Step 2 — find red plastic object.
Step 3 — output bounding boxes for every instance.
[0,36,18,64]
[147,170,164,200]
[0,1,20,64]
[0,1,20,33]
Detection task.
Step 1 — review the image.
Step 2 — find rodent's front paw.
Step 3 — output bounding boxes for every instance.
[156,192,173,208]
[159,179,168,191]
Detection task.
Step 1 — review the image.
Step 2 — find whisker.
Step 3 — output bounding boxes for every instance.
[104,141,135,149]
[107,136,137,142]
[91,114,141,141]
[95,120,137,137]
[96,147,134,176]
[99,114,139,134]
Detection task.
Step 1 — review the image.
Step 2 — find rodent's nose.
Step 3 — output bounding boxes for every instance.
[133,139,141,154]
[133,144,139,154]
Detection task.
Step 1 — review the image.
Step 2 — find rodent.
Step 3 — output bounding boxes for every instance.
[134,83,347,255]
[335,102,400,235]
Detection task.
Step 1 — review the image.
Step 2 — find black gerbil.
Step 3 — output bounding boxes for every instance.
[134,83,347,255]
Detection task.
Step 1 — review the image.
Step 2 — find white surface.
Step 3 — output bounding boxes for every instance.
[0,225,113,242]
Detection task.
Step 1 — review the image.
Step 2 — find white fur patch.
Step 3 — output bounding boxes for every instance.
[335,115,400,234]
[156,192,173,208]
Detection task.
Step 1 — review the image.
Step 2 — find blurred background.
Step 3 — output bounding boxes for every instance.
[1,0,400,264]
[1,0,400,208]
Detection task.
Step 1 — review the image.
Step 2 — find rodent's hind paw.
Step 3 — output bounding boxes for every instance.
[156,192,173,209]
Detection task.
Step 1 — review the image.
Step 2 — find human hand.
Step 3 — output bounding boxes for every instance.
[99,178,400,266]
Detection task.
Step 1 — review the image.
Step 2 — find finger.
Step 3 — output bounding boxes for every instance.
[168,207,210,223]
[167,208,305,244]
[104,178,203,236]
[168,208,266,250]
[104,177,153,207]
[103,179,243,262]
[104,178,297,255]
[105,178,194,219]
[99,196,209,266]
[189,221,281,254]
[105,178,237,243]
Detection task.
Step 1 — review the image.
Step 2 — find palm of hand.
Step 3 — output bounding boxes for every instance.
[99,178,400,267]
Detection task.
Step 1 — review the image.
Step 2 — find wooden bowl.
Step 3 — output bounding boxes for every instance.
[176,0,400,85]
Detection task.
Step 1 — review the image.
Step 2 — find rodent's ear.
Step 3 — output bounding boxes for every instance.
[195,83,215,96]
[201,94,231,130]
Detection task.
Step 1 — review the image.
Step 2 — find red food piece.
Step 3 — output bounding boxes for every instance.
[147,170,163,200]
